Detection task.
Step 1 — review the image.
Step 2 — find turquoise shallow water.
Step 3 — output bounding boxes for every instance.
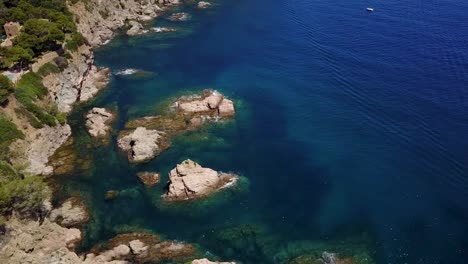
[58,0,468,263]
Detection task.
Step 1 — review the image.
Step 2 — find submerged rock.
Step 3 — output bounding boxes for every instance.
[50,197,90,227]
[192,259,236,264]
[168,12,190,21]
[105,190,119,200]
[136,172,160,186]
[85,107,114,139]
[164,159,238,201]
[197,1,212,9]
[117,127,167,163]
[89,232,197,263]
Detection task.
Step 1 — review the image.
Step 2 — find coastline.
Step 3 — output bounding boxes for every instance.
[0,1,232,263]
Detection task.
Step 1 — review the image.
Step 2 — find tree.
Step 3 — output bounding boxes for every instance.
[15,19,65,53]
[0,175,51,217]
[0,75,14,104]
[2,46,33,68]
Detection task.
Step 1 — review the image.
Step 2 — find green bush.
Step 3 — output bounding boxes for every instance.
[0,75,14,105]
[0,160,18,183]
[15,72,57,126]
[0,175,51,216]
[0,116,24,146]
[37,62,61,77]
[65,32,86,51]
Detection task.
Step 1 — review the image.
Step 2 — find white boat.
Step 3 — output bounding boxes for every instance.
[367,7,374,12]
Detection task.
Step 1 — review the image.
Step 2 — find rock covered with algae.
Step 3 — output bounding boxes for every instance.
[117,90,236,163]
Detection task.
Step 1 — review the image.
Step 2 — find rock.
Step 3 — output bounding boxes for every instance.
[41,45,109,113]
[85,107,114,138]
[105,190,119,200]
[0,217,83,263]
[90,232,197,263]
[117,127,166,163]
[165,159,238,201]
[192,259,236,264]
[12,123,72,176]
[129,240,148,255]
[197,1,212,9]
[69,0,173,47]
[136,172,160,186]
[177,90,234,116]
[79,66,110,102]
[50,197,90,227]
[168,12,190,21]
[126,21,144,36]
[117,90,235,163]
[218,98,235,117]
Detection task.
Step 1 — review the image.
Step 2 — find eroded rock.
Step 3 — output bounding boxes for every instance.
[50,197,90,227]
[117,127,167,163]
[197,1,212,9]
[192,259,236,264]
[165,159,238,201]
[168,12,190,21]
[136,172,160,186]
[86,107,115,138]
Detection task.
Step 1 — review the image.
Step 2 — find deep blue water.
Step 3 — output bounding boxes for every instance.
[60,0,468,263]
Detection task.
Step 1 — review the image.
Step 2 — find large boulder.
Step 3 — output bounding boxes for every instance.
[85,107,114,138]
[165,159,238,201]
[50,197,90,227]
[117,127,166,163]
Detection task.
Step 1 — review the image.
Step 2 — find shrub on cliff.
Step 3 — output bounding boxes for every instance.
[0,116,24,146]
[0,175,51,217]
[15,72,57,126]
[0,75,15,105]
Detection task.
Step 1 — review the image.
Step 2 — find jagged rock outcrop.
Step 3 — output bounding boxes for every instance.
[117,90,235,162]
[126,21,144,36]
[168,12,190,21]
[9,123,72,176]
[197,1,212,9]
[42,45,110,113]
[50,198,90,227]
[69,0,182,47]
[165,159,238,201]
[86,107,115,138]
[117,127,167,163]
[89,232,197,263]
[0,217,83,264]
[176,90,235,117]
[136,172,160,186]
[192,259,236,264]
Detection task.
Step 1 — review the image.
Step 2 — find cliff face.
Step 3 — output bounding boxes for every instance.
[42,45,109,113]
[69,0,180,47]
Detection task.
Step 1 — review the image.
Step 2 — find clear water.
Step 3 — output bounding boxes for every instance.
[57,0,468,263]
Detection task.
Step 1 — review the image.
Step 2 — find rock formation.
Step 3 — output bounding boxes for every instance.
[192,259,236,264]
[168,12,190,21]
[69,0,181,47]
[176,90,235,117]
[0,217,83,264]
[88,232,197,263]
[86,107,115,138]
[165,159,238,201]
[136,172,160,186]
[117,127,167,163]
[42,45,110,113]
[50,197,90,227]
[197,1,212,9]
[117,90,235,162]
[126,21,145,36]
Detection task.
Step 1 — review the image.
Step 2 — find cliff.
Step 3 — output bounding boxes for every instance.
[69,0,180,46]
